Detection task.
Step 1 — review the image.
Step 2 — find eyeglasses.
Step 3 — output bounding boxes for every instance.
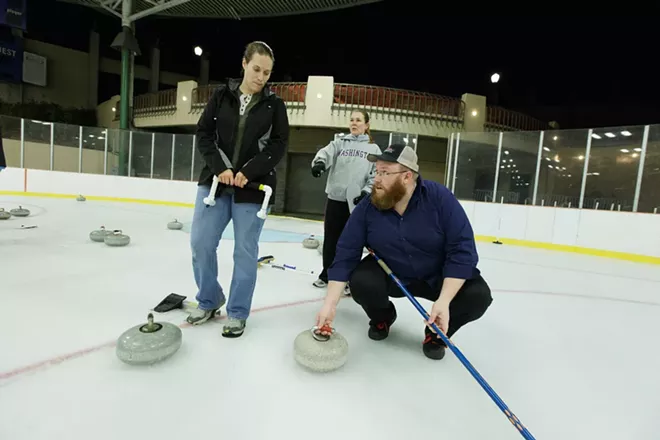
[374,170,408,177]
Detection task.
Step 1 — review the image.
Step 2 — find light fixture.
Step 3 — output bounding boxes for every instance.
[543,147,550,152]
[605,132,615,138]
[182,96,188,101]
[194,46,203,56]
[591,134,602,139]
[504,150,510,155]
[620,149,630,153]
[578,155,585,160]
[632,153,639,158]
[553,136,558,141]
[621,130,632,136]
[634,148,642,152]
[471,110,478,117]
[316,93,323,99]
[490,73,500,83]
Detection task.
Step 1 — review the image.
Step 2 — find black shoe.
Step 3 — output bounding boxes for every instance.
[367,305,397,341]
[423,327,446,360]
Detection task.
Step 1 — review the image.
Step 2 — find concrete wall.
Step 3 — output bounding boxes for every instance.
[0,36,194,110]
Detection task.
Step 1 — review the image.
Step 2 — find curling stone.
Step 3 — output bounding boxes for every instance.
[10,206,30,217]
[167,219,183,230]
[0,209,10,220]
[302,235,320,249]
[293,325,348,373]
[105,230,130,247]
[77,195,86,202]
[116,313,182,365]
[90,226,112,242]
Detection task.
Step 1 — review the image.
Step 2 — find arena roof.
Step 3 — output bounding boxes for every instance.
[59,0,383,20]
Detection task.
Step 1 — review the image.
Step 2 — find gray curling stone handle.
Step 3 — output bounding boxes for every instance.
[139,313,163,333]
[311,325,334,342]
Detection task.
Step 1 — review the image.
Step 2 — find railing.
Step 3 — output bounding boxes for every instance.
[1,113,658,214]
[446,125,660,213]
[0,114,201,181]
[127,82,550,133]
[134,82,465,127]
[333,83,464,127]
[133,89,177,116]
[190,82,307,112]
[485,106,547,132]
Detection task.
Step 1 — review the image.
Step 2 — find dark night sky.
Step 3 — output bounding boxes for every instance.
[23,1,660,129]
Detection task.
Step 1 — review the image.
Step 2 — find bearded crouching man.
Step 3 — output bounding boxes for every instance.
[314,143,493,360]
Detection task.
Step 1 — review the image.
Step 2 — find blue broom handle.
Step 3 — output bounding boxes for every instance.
[368,249,536,440]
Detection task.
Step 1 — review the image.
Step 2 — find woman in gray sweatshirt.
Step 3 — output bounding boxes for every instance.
[310,109,381,289]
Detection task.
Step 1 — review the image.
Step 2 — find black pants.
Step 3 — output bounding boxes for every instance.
[319,198,351,282]
[349,255,493,338]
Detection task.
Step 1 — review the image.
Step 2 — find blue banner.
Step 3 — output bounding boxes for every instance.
[0,36,23,83]
[0,0,26,30]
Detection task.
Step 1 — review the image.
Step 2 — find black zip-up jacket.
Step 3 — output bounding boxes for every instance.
[195,78,289,205]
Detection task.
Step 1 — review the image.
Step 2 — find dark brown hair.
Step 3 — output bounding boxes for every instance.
[352,109,373,143]
[243,41,275,64]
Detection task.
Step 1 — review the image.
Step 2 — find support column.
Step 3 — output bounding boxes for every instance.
[88,30,99,108]
[119,41,131,175]
[199,52,210,85]
[118,0,134,176]
[150,44,160,92]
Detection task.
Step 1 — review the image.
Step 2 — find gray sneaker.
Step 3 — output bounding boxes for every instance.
[222,317,246,338]
[186,298,225,325]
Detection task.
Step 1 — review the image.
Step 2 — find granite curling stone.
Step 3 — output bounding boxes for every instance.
[294,325,348,373]
[77,195,86,201]
[0,209,10,220]
[167,219,183,230]
[302,235,320,249]
[10,206,30,217]
[116,313,182,365]
[90,226,112,242]
[104,229,130,247]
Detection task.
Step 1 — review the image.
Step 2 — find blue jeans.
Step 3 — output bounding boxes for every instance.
[190,185,266,320]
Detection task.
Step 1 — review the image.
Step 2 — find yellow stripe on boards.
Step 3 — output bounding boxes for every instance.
[0,190,194,208]
[474,235,660,265]
[1,190,658,265]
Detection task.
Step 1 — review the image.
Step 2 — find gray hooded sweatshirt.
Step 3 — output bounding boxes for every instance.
[311,133,381,202]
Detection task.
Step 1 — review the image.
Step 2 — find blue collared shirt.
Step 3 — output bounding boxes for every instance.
[327,177,480,288]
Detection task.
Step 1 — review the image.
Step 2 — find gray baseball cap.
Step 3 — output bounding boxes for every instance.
[367,143,419,172]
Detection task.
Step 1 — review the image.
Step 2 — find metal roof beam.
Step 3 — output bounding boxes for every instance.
[128,0,191,22]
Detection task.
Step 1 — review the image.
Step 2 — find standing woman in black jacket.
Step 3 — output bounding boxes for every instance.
[187,41,290,338]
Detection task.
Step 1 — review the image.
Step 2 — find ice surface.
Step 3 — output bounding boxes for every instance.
[1,195,659,440]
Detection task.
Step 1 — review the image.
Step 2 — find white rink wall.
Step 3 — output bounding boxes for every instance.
[1,167,659,261]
